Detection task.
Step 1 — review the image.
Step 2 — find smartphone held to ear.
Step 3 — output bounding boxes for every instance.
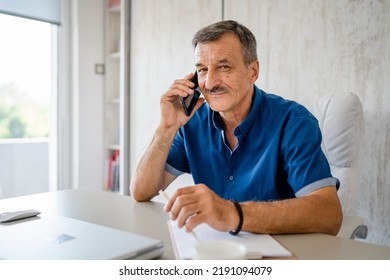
[180,72,200,116]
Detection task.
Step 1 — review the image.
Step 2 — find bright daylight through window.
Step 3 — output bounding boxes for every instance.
[0,13,57,198]
[0,14,51,139]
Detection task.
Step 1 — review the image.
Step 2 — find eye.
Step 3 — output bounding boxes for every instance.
[197,68,207,76]
[219,64,231,71]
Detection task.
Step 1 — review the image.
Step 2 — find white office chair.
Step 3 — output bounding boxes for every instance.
[307,92,368,239]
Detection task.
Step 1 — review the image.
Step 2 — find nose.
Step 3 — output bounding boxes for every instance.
[203,68,221,91]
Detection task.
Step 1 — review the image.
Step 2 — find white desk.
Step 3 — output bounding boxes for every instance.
[1,189,389,259]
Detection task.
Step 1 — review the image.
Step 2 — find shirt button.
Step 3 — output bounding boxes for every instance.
[229,176,234,180]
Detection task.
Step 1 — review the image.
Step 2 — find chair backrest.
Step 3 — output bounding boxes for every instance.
[307,93,363,215]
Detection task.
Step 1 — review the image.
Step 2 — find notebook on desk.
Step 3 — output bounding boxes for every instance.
[0,215,164,260]
[167,220,292,259]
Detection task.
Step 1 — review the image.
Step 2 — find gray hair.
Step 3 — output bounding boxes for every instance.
[192,20,258,65]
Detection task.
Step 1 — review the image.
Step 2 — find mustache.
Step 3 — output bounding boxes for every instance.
[204,86,227,94]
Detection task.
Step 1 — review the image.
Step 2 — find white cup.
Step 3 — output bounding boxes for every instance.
[192,240,248,260]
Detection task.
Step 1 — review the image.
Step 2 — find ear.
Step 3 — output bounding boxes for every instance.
[249,60,260,83]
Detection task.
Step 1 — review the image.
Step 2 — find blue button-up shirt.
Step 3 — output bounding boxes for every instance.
[166,86,337,202]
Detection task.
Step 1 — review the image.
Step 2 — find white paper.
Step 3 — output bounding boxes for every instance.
[168,221,292,259]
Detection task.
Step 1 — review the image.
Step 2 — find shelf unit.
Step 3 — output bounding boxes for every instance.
[104,0,130,195]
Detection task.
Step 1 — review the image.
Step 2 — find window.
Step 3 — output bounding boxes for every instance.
[0,13,58,198]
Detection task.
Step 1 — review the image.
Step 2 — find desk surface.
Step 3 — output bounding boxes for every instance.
[1,189,389,260]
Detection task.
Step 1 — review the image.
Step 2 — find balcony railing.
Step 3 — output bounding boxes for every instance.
[0,138,49,199]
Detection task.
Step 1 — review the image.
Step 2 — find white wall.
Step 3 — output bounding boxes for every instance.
[71,0,105,190]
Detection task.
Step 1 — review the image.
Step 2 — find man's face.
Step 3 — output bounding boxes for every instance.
[194,33,259,115]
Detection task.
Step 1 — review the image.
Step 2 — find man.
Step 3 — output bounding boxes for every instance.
[130,20,342,236]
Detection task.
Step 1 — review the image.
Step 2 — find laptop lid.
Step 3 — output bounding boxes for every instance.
[0,216,164,260]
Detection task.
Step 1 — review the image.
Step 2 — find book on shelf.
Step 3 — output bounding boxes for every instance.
[106,150,120,192]
[108,0,120,9]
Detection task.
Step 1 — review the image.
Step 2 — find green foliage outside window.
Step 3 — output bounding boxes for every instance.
[0,83,49,139]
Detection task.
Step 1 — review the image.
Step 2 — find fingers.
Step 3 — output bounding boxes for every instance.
[164,186,199,228]
[183,212,205,232]
[164,184,229,232]
[164,186,196,215]
[159,73,200,128]
[166,73,196,98]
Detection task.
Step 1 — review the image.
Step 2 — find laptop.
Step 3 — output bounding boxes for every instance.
[0,215,164,260]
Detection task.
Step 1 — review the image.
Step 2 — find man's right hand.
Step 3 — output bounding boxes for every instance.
[159,73,204,131]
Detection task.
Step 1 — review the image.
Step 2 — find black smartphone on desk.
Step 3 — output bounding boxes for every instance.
[180,72,200,116]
